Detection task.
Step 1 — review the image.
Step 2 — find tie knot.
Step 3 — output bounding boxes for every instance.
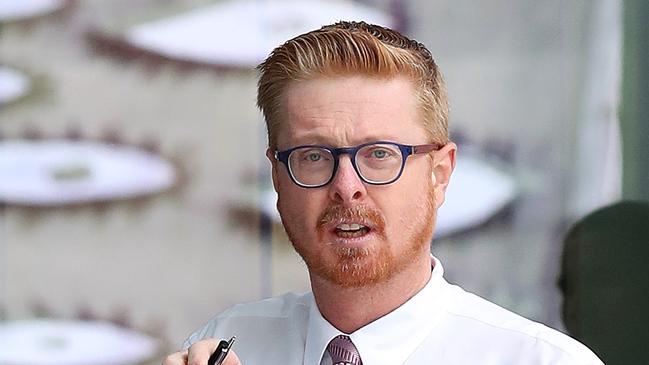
[326,335,363,365]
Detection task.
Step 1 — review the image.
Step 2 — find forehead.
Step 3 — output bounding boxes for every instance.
[278,75,426,148]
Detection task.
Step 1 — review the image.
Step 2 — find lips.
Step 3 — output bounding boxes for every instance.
[334,222,371,238]
[317,204,385,243]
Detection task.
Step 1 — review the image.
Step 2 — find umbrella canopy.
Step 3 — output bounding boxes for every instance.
[0,140,176,206]
[0,0,66,23]
[0,67,31,105]
[124,0,393,68]
[0,319,159,365]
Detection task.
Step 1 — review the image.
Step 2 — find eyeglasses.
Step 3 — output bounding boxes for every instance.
[274,141,441,188]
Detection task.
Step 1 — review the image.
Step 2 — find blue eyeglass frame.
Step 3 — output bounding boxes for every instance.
[274,140,442,188]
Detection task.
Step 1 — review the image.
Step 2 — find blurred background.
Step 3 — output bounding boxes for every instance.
[1,0,647,364]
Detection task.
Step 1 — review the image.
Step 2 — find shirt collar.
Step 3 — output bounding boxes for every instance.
[304,256,449,365]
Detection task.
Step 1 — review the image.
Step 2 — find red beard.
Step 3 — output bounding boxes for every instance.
[280,188,436,288]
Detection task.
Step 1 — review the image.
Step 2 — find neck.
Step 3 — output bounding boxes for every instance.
[311,253,432,333]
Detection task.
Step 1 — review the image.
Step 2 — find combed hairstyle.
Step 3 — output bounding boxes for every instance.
[257,21,449,150]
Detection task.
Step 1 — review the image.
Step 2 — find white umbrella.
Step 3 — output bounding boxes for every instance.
[0,67,31,105]
[0,0,65,22]
[436,153,517,237]
[126,0,393,68]
[0,140,176,206]
[0,319,159,365]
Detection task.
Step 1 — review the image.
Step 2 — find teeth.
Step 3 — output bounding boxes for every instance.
[337,223,364,231]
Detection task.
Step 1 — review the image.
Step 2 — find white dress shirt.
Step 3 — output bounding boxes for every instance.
[184,257,604,364]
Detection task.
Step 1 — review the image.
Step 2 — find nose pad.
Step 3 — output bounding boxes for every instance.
[328,155,366,202]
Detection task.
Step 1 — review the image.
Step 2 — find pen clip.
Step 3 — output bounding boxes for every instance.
[207,336,236,365]
[223,336,236,353]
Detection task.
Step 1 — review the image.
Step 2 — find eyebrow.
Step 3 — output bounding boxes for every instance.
[287,134,403,148]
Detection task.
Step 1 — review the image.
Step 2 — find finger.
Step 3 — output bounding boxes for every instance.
[162,350,188,365]
[187,338,221,365]
[221,350,242,365]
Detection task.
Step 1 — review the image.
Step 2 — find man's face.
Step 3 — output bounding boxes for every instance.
[268,75,455,288]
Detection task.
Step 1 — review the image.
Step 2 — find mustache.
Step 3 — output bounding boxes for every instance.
[317,204,386,231]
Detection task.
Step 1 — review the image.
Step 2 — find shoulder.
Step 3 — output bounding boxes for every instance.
[182,291,311,349]
[215,291,310,319]
[441,283,604,364]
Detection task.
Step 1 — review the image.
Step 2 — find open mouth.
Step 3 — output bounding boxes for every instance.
[334,223,371,238]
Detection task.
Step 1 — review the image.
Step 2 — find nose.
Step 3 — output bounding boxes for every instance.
[328,155,367,204]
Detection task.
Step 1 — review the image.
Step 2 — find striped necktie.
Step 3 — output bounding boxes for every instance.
[327,335,363,365]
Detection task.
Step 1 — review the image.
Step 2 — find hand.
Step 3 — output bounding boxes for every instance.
[162,338,242,365]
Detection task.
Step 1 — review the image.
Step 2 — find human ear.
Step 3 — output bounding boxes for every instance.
[266,148,279,193]
[432,142,457,208]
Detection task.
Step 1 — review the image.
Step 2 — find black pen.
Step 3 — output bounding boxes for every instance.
[207,336,236,365]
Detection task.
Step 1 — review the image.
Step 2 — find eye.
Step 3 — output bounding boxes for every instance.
[365,147,395,159]
[306,153,322,162]
[371,149,388,159]
[297,148,329,163]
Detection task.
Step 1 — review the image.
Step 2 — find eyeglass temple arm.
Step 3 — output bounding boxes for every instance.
[412,143,442,154]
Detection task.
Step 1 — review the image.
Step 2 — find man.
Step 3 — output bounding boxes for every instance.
[164,21,603,365]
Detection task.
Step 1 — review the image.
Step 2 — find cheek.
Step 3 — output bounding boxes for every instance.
[277,184,325,232]
[380,195,415,235]
[380,169,434,232]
